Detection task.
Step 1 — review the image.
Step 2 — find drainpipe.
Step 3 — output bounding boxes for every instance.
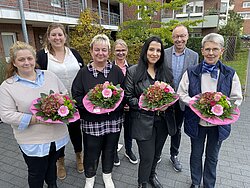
[108,0,110,25]
[98,0,102,24]
[18,0,29,43]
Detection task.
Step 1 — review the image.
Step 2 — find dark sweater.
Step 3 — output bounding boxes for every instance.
[72,64,125,122]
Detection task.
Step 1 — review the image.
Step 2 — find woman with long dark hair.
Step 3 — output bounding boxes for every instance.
[125,36,176,188]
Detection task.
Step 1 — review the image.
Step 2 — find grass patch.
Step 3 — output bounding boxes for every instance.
[224,48,249,93]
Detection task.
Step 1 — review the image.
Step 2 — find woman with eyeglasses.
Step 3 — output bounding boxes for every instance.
[177,33,243,188]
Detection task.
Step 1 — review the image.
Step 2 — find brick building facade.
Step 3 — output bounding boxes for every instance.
[233,0,250,34]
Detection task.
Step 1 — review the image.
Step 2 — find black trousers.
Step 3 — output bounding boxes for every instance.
[83,131,120,178]
[170,102,184,156]
[22,142,60,188]
[136,116,168,184]
[58,119,82,158]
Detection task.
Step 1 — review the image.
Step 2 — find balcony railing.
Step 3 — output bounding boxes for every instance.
[0,0,120,26]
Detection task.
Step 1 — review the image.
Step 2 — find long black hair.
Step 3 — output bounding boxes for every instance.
[134,36,172,85]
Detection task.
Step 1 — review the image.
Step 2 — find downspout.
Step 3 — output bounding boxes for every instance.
[18,0,29,43]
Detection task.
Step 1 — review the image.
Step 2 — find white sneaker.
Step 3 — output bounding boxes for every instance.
[103,173,115,188]
[84,176,95,188]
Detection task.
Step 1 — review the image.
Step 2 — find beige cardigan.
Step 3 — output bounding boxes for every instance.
[0,70,69,145]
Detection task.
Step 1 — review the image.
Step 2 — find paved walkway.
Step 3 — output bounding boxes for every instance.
[0,51,250,188]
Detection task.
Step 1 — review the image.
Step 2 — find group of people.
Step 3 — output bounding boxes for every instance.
[0,22,243,188]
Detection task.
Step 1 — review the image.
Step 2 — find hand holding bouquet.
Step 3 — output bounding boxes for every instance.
[30,90,80,124]
[83,81,124,114]
[139,81,179,111]
[189,92,240,125]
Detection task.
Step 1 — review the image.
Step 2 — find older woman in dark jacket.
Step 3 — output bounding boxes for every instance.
[125,36,176,188]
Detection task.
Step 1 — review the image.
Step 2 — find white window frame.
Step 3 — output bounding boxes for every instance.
[51,0,61,8]
[137,6,148,20]
[1,32,17,62]
[239,12,250,19]
[243,2,250,8]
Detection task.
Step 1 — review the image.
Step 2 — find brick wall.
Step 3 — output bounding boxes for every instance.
[0,24,36,58]
[123,0,162,24]
[233,0,250,34]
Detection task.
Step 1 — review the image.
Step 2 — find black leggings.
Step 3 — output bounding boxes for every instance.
[58,119,82,158]
[22,142,60,188]
[83,131,120,178]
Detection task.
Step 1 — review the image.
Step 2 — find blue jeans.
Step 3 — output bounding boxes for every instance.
[190,125,222,188]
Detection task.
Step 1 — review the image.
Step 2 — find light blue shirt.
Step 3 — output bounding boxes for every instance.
[172,48,185,90]
[16,69,69,157]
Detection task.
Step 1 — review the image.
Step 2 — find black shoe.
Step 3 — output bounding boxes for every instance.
[138,182,148,188]
[125,150,138,164]
[149,174,163,188]
[170,155,182,172]
[114,152,120,166]
[190,184,200,188]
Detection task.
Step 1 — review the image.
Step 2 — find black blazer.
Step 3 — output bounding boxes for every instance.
[124,65,177,140]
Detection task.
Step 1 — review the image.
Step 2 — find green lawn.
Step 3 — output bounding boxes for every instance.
[224,48,249,93]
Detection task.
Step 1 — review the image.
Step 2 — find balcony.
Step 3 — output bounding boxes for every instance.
[0,0,120,27]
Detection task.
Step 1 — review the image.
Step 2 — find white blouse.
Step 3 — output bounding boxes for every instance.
[47,47,80,96]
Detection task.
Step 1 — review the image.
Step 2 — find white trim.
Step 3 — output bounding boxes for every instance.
[243,2,250,8]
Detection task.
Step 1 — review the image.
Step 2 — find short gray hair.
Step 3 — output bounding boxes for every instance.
[201,33,224,48]
[90,34,110,50]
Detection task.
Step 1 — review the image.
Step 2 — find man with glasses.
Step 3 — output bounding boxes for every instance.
[164,24,199,172]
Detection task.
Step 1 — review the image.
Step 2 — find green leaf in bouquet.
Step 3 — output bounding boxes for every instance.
[49,90,55,95]
[40,93,48,99]
[34,103,41,108]
[36,111,45,116]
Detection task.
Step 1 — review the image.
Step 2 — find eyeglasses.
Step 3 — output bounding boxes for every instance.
[172,34,187,39]
[203,48,220,54]
[115,49,127,53]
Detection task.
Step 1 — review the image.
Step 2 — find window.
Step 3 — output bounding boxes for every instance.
[180,1,203,14]
[1,32,16,62]
[220,2,228,14]
[137,6,148,20]
[239,12,250,19]
[51,0,61,8]
[243,2,250,8]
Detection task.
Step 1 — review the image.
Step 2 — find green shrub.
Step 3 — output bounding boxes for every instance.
[0,57,7,84]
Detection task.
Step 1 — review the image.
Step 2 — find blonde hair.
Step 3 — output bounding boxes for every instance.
[114,39,128,50]
[6,41,37,78]
[43,23,68,55]
[90,34,110,50]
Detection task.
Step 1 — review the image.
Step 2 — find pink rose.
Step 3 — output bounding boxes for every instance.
[166,85,175,93]
[112,90,118,96]
[164,87,170,93]
[210,101,216,106]
[214,93,222,102]
[103,81,110,89]
[58,105,69,117]
[102,88,112,98]
[211,104,224,116]
[154,81,160,87]
[160,82,166,89]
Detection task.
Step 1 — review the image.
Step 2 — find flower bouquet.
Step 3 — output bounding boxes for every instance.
[139,81,179,111]
[189,92,240,125]
[30,90,80,124]
[83,81,124,114]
